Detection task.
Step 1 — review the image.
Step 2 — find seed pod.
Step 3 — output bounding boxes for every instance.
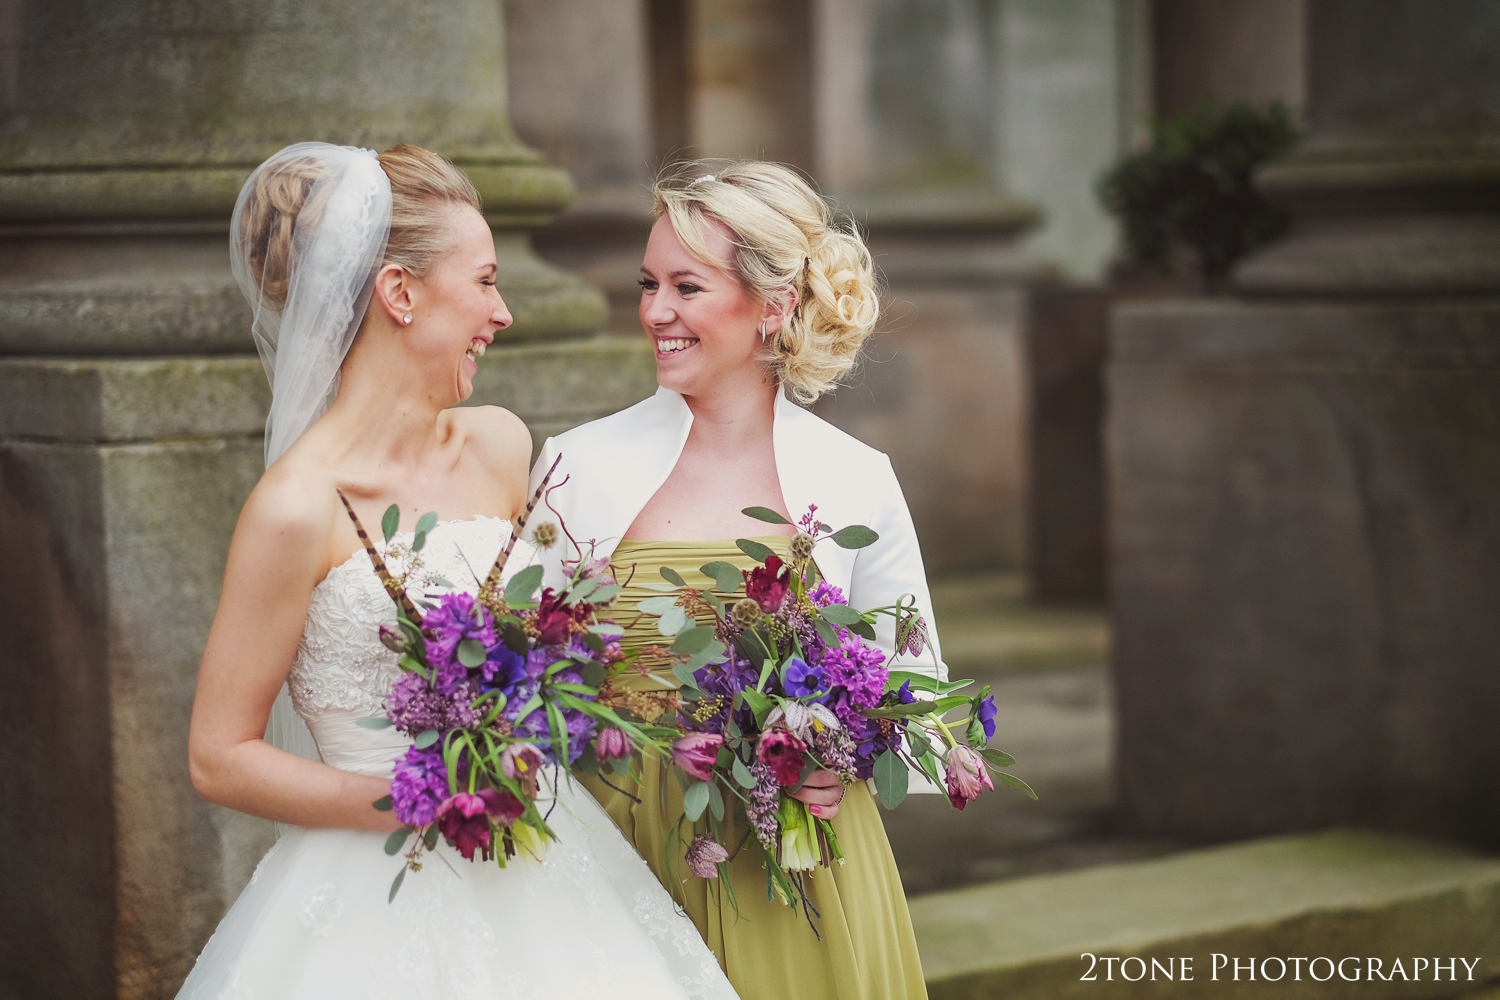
[732,597,763,629]
[531,521,560,550]
[789,531,815,562]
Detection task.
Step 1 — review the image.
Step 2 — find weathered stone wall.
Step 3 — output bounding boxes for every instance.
[1110,0,1500,850]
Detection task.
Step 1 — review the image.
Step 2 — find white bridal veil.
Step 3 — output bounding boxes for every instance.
[229,144,394,812]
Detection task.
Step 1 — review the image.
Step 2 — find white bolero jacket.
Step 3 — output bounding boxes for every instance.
[526,386,947,685]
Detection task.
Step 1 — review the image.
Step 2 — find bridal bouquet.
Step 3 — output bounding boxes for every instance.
[636,505,1033,923]
[342,464,672,901]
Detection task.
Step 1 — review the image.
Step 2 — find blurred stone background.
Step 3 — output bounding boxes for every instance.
[2,1,1497,998]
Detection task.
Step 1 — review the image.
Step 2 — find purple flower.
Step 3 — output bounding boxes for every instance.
[746,761,781,851]
[672,733,723,782]
[756,729,808,787]
[819,633,889,711]
[480,643,528,696]
[421,594,497,687]
[976,694,997,743]
[685,835,729,878]
[808,580,846,608]
[781,657,827,700]
[385,673,481,734]
[389,744,449,826]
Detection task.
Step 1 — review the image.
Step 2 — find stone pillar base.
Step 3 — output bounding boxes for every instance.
[1108,297,1500,847]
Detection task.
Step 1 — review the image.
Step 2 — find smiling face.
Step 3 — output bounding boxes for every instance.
[406,204,512,405]
[638,215,772,399]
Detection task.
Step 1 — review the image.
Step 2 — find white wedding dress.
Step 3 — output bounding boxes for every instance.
[179,517,738,1000]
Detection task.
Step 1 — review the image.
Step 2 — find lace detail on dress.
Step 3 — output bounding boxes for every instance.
[287,517,517,719]
[298,883,344,938]
[633,889,705,958]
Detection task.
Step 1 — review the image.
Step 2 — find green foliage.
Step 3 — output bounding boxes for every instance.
[1098,101,1299,283]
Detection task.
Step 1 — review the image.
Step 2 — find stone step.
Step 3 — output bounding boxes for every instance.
[911,829,1500,999]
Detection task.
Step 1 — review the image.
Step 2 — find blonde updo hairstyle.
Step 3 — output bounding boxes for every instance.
[240,143,481,312]
[653,160,879,403]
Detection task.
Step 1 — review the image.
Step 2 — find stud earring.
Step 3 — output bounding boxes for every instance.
[760,320,768,343]
[403,314,413,325]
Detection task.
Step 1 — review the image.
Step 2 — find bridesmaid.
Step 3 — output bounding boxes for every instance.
[529,160,946,1000]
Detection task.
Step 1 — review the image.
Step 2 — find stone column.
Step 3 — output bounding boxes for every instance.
[1109,0,1500,847]
[0,2,618,996]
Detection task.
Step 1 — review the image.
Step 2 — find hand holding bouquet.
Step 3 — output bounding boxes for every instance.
[636,504,1033,923]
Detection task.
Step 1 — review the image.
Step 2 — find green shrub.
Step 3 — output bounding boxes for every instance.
[1098,101,1300,285]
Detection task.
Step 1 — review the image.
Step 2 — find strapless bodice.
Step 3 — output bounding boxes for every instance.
[287,516,529,777]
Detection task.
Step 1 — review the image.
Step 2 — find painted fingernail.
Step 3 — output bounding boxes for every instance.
[810,805,822,815]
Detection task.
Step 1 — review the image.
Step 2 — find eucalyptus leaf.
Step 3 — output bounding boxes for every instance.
[699,561,744,593]
[457,638,487,668]
[660,566,687,587]
[708,779,725,821]
[732,755,756,788]
[980,747,1016,768]
[412,531,428,552]
[389,866,406,903]
[357,716,394,730]
[684,780,711,821]
[373,794,394,812]
[569,577,601,603]
[414,511,438,536]
[384,827,411,856]
[873,749,908,810]
[589,584,622,604]
[851,620,876,641]
[672,663,702,689]
[504,565,544,606]
[741,506,791,525]
[995,769,1038,800]
[819,604,865,626]
[382,505,401,544]
[812,617,839,649]
[671,625,714,656]
[657,606,688,636]
[735,538,775,563]
[414,729,440,749]
[424,826,440,850]
[830,525,879,549]
[580,631,606,655]
[588,622,625,638]
[637,595,682,615]
[580,661,606,688]
[905,726,933,757]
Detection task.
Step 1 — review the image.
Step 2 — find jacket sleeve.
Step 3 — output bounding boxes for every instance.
[844,456,948,684]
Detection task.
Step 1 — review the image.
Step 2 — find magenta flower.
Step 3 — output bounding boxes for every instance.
[436,793,493,860]
[685,835,730,878]
[500,742,545,797]
[744,555,790,613]
[594,726,632,762]
[944,744,993,811]
[477,787,525,826]
[756,728,808,787]
[671,733,723,782]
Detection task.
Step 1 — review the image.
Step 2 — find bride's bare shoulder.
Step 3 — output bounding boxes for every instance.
[232,453,342,570]
[449,405,532,476]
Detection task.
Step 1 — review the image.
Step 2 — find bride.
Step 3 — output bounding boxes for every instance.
[179,142,737,999]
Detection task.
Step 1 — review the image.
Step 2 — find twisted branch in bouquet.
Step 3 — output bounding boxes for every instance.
[482,454,562,597]
[337,490,423,625]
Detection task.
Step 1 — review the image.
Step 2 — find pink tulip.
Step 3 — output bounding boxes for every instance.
[671,733,723,782]
[943,744,994,811]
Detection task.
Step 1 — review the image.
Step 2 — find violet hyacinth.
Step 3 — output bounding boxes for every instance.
[389,744,449,826]
[421,594,498,692]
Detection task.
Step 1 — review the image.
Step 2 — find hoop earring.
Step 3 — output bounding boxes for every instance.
[760,320,768,343]
[403,314,413,325]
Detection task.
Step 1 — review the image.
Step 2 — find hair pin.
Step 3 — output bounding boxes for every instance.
[688,174,716,186]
